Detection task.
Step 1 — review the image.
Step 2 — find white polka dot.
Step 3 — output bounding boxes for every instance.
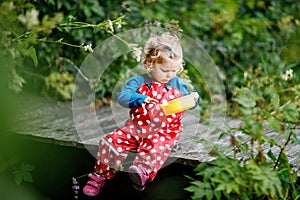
[108,138,113,143]
[117,130,123,135]
[167,118,172,122]
[127,134,131,139]
[102,149,106,154]
[164,153,169,156]
[117,147,123,152]
[116,160,121,165]
[147,135,153,139]
[130,125,134,128]
[161,122,166,127]
[149,104,154,108]
[140,151,145,156]
[147,156,151,160]
[159,112,164,116]
[171,114,176,117]
[155,105,160,110]
[151,160,156,164]
[150,149,156,153]
[97,160,101,165]
[138,121,143,125]
[152,91,157,96]
[159,146,165,150]
[153,138,158,143]
[157,156,161,160]
[104,158,109,163]
[146,120,150,124]
[97,152,101,157]
[160,137,165,142]
[142,91,146,95]
[154,118,159,122]
[167,129,171,133]
[142,129,146,133]
[157,94,162,99]
[162,88,167,92]
[117,139,122,143]
[169,95,175,99]
[154,168,158,172]
[137,114,140,118]
[160,160,164,165]
[147,145,152,149]
[162,99,168,104]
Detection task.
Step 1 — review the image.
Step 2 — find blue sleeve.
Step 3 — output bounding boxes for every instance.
[169,76,189,95]
[117,75,147,108]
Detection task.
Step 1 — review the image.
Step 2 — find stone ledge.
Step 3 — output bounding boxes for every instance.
[12,94,300,173]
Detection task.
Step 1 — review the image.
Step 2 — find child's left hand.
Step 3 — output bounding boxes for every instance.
[190,92,199,102]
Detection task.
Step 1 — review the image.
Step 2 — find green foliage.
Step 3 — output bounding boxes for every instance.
[1,1,299,198]
[185,156,298,199]
[0,158,35,185]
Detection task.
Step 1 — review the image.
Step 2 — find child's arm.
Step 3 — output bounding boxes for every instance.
[118,76,149,108]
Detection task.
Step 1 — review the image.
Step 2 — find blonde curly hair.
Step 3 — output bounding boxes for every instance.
[142,32,184,73]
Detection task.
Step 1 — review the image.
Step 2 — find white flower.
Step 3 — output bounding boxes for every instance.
[281,69,293,81]
[286,69,293,78]
[108,19,114,33]
[131,46,143,62]
[83,44,93,53]
[18,9,39,29]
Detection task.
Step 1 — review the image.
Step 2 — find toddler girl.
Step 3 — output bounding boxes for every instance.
[83,32,200,196]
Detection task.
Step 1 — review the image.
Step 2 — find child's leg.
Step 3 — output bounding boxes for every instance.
[94,127,139,179]
[132,131,180,182]
[84,127,139,196]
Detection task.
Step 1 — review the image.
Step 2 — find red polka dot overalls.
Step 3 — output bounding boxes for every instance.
[94,81,185,182]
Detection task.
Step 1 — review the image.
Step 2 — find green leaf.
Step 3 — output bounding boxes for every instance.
[267,116,282,133]
[13,171,23,185]
[282,103,299,122]
[22,172,33,183]
[233,88,260,108]
[28,46,38,67]
[267,150,276,161]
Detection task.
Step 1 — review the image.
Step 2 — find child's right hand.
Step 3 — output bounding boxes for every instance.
[144,97,158,104]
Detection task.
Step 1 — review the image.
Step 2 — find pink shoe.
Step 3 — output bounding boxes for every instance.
[83,173,106,196]
[128,165,149,191]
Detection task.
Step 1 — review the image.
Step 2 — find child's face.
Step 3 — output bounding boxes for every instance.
[151,62,181,84]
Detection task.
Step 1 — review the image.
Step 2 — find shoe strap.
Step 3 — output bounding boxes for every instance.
[89,173,105,182]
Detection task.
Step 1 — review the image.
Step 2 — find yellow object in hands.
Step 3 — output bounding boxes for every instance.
[160,94,195,115]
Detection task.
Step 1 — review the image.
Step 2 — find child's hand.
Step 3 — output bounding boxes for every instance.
[190,92,199,102]
[144,97,158,104]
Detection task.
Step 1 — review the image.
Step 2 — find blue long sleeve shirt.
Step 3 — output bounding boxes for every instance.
[117,74,200,108]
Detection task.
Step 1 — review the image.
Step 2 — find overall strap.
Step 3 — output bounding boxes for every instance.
[142,74,152,89]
